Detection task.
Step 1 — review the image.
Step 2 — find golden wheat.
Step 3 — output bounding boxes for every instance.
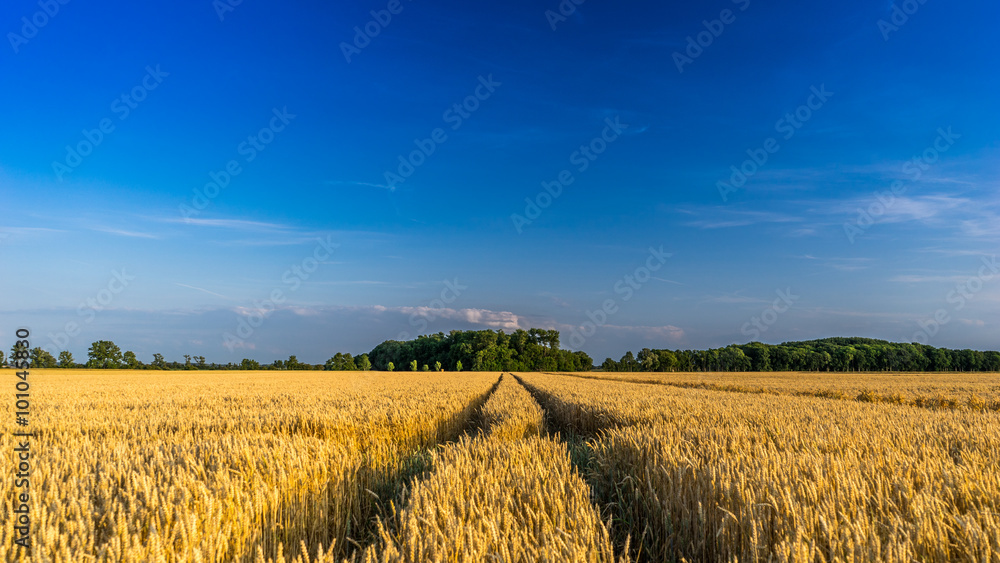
[569,371,1000,411]
[6,367,997,563]
[478,374,546,440]
[356,373,626,563]
[520,371,1000,562]
[0,369,497,562]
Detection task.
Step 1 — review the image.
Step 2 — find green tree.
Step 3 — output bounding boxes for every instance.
[929,348,951,371]
[30,348,57,368]
[434,361,442,371]
[455,360,462,371]
[57,350,74,368]
[195,356,207,369]
[638,348,659,371]
[719,346,751,371]
[422,364,429,371]
[286,355,302,370]
[656,350,678,372]
[358,354,372,371]
[151,353,166,369]
[10,341,28,366]
[122,351,141,369]
[830,346,855,372]
[619,351,638,372]
[387,362,395,372]
[87,340,123,369]
[325,353,357,371]
[410,360,418,371]
[741,343,771,371]
[240,358,260,370]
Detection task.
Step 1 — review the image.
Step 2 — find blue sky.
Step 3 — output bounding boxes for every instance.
[1,0,998,363]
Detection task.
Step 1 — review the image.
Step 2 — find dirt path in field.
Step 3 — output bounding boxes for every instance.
[511,373,642,562]
[344,373,504,559]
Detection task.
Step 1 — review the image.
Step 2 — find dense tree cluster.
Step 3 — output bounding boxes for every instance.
[324,352,372,371]
[600,338,1000,372]
[366,329,594,372]
[6,335,998,373]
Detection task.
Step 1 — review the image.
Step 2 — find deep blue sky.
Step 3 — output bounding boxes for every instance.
[1,0,998,363]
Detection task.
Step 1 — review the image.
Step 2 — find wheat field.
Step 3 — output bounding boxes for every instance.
[568,371,1000,410]
[519,372,1000,562]
[2,368,999,562]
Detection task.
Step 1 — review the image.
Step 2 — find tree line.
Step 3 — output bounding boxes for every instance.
[599,337,1000,372]
[4,329,592,372]
[5,334,998,372]
[4,341,332,371]
[366,329,594,372]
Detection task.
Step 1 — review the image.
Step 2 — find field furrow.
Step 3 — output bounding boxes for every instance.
[518,371,1000,563]
[0,370,499,563]
[355,374,628,563]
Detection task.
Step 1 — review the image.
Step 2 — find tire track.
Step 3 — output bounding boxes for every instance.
[355,373,629,562]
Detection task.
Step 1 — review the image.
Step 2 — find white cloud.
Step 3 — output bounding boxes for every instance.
[160,217,291,231]
[395,305,522,330]
[90,227,160,239]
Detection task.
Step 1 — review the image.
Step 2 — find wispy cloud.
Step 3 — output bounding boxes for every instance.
[916,246,997,258]
[325,180,396,192]
[0,226,65,237]
[873,195,968,224]
[91,227,160,239]
[312,280,390,286]
[174,283,232,300]
[159,217,293,231]
[601,324,685,341]
[960,213,1000,238]
[888,274,966,284]
[793,255,874,272]
[683,209,803,229]
[703,292,769,305]
[214,237,320,247]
